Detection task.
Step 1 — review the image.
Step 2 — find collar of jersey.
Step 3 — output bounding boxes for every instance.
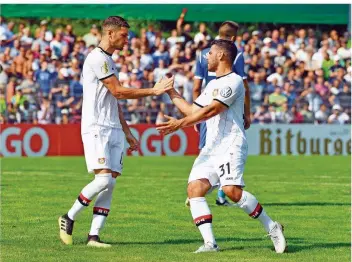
[97,46,112,56]
[216,72,232,80]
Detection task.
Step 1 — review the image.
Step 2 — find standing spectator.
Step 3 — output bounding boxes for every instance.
[153,59,169,82]
[152,43,170,66]
[50,29,66,58]
[35,61,54,96]
[32,31,49,52]
[70,74,83,102]
[194,23,211,45]
[40,20,53,42]
[11,47,26,79]
[269,87,287,112]
[0,64,8,85]
[83,24,100,47]
[146,98,160,124]
[140,46,154,70]
[19,70,39,107]
[62,24,76,51]
[249,73,265,111]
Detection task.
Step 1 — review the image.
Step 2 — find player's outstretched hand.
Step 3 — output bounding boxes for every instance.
[156,115,181,135]
[153,76,174,96]
[126,132,139,152]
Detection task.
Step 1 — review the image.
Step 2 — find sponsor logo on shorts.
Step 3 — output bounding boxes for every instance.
[98,158,106,164]
[226,177,234,180]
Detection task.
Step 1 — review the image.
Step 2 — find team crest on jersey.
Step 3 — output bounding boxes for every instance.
[101,61,108,74]
[98,158,106,164]
[220,87,232,98]
[212,89,219,97]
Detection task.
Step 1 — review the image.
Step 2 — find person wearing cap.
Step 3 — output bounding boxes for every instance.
[40,20,53,42]
[328,104,350,124]
[261,37,277,57]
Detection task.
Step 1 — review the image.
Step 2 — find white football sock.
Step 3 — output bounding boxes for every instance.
[189,197,216,245]
[67,174,111,221]
[89,177,117,236]
[235,190,275,232]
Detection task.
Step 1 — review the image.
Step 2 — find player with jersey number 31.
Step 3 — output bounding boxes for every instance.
[157,39,287,254]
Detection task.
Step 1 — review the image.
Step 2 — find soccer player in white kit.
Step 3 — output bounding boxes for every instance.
[157,39,286,254]
[58,16,174,247]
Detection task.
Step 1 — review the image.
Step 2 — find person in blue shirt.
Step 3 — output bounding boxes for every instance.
[192,21,251,206]
[34,61,54,97]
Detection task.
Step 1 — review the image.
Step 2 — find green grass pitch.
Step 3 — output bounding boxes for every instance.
[1,156,350,262]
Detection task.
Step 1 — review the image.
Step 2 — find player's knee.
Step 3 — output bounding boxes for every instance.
[112,172,121,178]
[187,179,211,198]
[95,175,111,191]
[222,185,243,203]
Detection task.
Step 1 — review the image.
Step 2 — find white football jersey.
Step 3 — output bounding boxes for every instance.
[194,72,246,155]
[81,47,122,134]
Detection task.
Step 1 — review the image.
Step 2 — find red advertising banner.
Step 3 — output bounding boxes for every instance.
[0,124,199,157]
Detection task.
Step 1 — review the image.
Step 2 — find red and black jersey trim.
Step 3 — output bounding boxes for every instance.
[93,207,110,217]
[194,214,212,227]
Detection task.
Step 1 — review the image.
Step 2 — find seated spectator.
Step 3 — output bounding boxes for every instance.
[315,104,329,124]
[18,100,37,123]
[55,85,74,124]
[328,104,350,124]
[253,105,271,124]
[336,84,351,110]
[290,105,304,123]
[300,103,315,123]
[37,95,52,124]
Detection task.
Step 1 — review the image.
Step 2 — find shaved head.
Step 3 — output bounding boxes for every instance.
[219,21,239,40]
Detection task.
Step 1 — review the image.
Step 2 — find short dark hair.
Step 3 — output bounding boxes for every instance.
[102,16,130,31]
[219,21,239,39]
[211,39,237,64]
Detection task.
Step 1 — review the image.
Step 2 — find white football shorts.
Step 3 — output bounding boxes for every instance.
[82,127,125,174]
[188,135,248,187]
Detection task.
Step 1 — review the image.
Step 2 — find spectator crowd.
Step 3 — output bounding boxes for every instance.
[0,13,351,125]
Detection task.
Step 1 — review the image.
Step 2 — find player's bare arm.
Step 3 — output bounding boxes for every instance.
[118,103,138,152]
[166,88,199,116]
[102,75,174,99]
[156,100,227,135]
[192,78,203,100]
[243,78,251,129]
